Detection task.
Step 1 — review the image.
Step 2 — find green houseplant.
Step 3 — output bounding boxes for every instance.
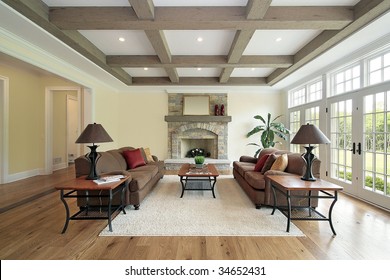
[246,113,290,157]
[194,155,205,167]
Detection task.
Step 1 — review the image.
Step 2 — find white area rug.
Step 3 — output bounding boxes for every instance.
[99,175,305,237]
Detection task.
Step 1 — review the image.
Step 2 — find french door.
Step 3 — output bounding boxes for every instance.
[328,86,390,210]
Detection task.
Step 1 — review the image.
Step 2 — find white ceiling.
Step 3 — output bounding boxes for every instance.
[0,0,389,92]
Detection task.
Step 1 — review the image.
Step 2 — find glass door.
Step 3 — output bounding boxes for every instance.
[328,89,390,209]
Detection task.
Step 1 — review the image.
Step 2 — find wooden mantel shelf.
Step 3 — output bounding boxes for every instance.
[164,115,232,123]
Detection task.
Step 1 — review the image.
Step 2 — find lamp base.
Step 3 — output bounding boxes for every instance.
[301,145,317,181]
[85,145,99,180]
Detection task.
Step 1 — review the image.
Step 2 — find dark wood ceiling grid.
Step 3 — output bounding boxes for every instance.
[2,0,390,87]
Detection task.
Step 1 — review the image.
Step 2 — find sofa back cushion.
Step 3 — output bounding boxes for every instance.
[96,151,123,174]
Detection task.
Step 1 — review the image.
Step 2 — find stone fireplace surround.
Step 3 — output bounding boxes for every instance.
[164,93,232,170]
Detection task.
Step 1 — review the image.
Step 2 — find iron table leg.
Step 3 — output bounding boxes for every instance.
[60,190,70,234]
[286,190,291,232]
[328,191,338,236]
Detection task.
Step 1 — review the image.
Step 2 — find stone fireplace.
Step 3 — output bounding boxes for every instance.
[164,93,231,170]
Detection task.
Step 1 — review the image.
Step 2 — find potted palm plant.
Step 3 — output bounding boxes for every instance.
[246,113,290,157]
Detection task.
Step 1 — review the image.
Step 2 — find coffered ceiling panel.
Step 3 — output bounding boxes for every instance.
[2,0,389,88]
[164,30,236,55]
[124,67,167,77]
[79,30,156,55]
[243,30,322,55]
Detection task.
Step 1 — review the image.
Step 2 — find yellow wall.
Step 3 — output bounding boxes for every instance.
[0,62,79,174]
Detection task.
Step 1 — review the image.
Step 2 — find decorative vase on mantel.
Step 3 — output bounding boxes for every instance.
[214,104,219,116]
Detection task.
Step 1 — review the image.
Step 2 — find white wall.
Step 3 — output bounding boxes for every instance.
[228,90,286,162]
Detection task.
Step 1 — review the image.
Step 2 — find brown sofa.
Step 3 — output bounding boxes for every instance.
[233,147,320,209]
[75,146,164,210]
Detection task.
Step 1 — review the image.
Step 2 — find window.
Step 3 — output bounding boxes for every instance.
[308,80,322,103]
[289,87,305,107]
[289,110,301,153]
[288,78,322,108]
[331,64,361,96]
[368,51,390,85]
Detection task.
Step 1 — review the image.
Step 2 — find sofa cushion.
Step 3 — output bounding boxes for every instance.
[233,161,255,177]
[254,154,270,172]
[270,153,288,171]
[261,154,277,173]
[123,148,146,169]
[129,164,159,177]
[128,171,153,192]
[244,171,266,190]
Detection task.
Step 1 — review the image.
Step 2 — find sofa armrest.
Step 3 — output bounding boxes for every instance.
[239,155,257,164]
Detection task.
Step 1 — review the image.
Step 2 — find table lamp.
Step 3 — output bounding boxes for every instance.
[290,123,330,181]
[75,123,113,180]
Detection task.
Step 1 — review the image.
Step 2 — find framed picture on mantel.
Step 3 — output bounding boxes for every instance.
[183,95,210,115]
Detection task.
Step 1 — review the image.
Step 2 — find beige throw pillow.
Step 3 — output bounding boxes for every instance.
[143,147,155,162]
[270,153,288,172]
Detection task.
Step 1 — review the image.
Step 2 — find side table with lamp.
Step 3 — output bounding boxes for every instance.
[268,124,343,235]
[55,123,131,233]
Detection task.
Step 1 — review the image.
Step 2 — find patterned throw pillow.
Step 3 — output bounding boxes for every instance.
[261,154,278,173]
[270,153,288,171]
[254,154,270,172]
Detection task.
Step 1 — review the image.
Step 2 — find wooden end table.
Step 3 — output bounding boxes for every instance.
[55,174,130,233]
[178,163,219,198]
[267,175,343,236]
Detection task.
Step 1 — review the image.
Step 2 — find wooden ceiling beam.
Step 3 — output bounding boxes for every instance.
[267,0,390,86]
[219,0,271,83]
[49,6,353,30]
[1,0,133,85]
[129,0,179,83]
[132,77,267,86]
[107,55,293,68]
[246,0,273,19]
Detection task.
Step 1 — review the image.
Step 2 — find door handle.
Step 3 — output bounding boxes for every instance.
[357,143,362,155]
[350,142,356,154]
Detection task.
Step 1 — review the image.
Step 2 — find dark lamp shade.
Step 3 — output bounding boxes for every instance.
[291,123,330,145]
[75,123,113,144]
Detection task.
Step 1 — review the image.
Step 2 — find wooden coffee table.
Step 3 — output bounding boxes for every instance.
[178,163,219,198]
[267,174,343,235]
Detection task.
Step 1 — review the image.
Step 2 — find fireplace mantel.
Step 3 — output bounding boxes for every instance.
[164,115,232,123]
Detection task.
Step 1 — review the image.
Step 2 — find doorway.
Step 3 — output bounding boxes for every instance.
[45,87,81,174]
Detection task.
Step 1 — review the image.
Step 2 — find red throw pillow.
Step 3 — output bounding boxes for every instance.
[254,154,270,172]
[122,148,146,169]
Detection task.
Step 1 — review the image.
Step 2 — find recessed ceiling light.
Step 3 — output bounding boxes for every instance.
[197,67,202,71]
[197,37,203,42]
[251,68,255,71]
[119,37,125,42]
[276,37,282,42]
[144,67,149,71]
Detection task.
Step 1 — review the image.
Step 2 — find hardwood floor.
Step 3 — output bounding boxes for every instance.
[0,165,389,260]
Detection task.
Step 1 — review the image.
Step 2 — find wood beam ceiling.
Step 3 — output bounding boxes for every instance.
[2,0,389,87]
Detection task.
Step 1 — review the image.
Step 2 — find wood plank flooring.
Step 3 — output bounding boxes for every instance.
[0,165,389,260]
